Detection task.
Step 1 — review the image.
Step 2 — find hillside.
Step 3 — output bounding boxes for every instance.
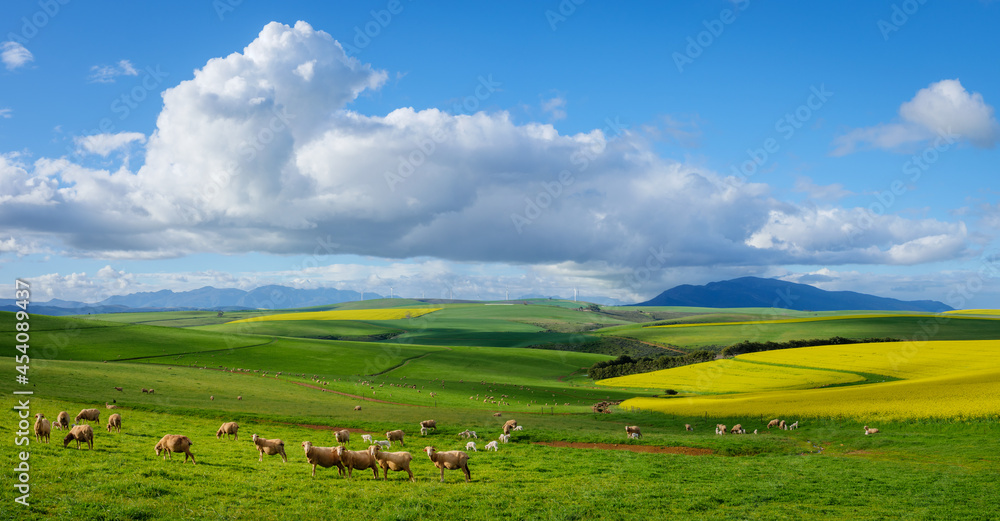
[635,276,951,312]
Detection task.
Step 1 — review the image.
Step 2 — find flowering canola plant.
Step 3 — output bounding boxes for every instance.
[227,308,441,324]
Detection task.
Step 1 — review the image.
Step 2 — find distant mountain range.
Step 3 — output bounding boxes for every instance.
[2,285,382,316]
[635,276,952,312]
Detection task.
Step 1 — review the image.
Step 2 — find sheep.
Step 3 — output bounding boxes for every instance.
[767,419,781,429]
[512,425,523,431]
[502,419,518,435]
[54,411,70,431]
[465,441,478,452]
[459,430,478,439]
[369,445,415,482]
[106,413,122,434]
[301,441,345,478]
[335,429,350,446]
[420,427,429,436]
[148,389,155,394]
[251,434,287,463]
[63,424,94,449]
[210,395,214,401]
[142,388,150,393]
[33,413,50,443]
[114,386,123,392]
[420,419,437,431]
[361,434,373,444]
[386,429,405,447]
[685,424,693,432]
[216,422,239,441]
[105,402,118,409]
[484,440,499,451]
[237,395,243,401]
[625,425,642,439]
[424,446,471,483]
[354,405,362,411]
[627,432,640,439]
[499,434,510,443]
[154,434,195,464]
[375,440,391,449]
[334,446,378,479]
[74,408,100,425]
[788,421,799,430]
[730,424,745,434]
[715,424,727,435]
[779,420,787,430]
[493,412,502,417]
[864,425,880,435]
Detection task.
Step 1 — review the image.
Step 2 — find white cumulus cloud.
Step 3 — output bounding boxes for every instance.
[1,41,33,71]
[75,132,147,156]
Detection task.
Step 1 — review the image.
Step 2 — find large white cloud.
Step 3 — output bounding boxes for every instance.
[0,21,972,275]
[833,79,999,155]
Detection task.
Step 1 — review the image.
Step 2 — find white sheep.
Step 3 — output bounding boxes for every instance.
[788,421,799,430]
[63,424,94,449]
[484,440,499,451]
[54,411,70,430]
[420,427,429,436]
[301,441,345,477]
[465,441,478,452]
[33,413,50,443]
[424,446,471,483]
[154,434,195,464]
[386,429,405,446]
[375,440,392,449]
[499,434,510,443]
[459,429,478,439]
[216,421,239,441]
[512,425,523,431]
[335,429,350,446]
[361,434,373,444]
[334,446,378,479]
[106,413,122,434]
[864,425,880,435]
[420,419,437,431]
[625,425,642,439]
[251,434,287,463]
[105,402,118,410]
[369,445,415,482]
[74,408,100,425]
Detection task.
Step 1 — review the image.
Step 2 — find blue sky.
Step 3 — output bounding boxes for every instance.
[2,0,999,307]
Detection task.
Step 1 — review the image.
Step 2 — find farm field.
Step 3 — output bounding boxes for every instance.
[2,304,999,519]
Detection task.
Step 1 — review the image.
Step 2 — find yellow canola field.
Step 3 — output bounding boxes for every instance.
[944,309,1000,315]
[597,358,864,394]
[742,340,1000,380]
[227,308,441,324]
[621,367,1000,421]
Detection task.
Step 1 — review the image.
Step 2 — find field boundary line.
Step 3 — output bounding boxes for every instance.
[107,337,278,362]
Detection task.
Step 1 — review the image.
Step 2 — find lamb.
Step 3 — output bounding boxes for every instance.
[424,446,471,483]
[114,386,123,392]
[465,441,478,452]
[154,434,195,464]
[627,432,640,439]
[420,419,437,431]
[74,408,100,425]
[788,421,799,430]
[715,424,727,435]
[216,422,239,441]
[361,434,373,444]
[53,411,70,430]
[484,440,499,451]
[386,429,405,446]
[334,446,378,479]
[106,413,122,433]
[420,427,429,436]
[368,445,415,482]
[335,429,350,446]
[499,434,510,443]
[502,419,518,435]
[767,419,781,429]
[105,402,118,409]
[301,441,345,477]
[512,425,523,431]
[864,425,880,435]
[685,424,693,431]
[459,430,478,439]
[251,433,287,463]
[33,413,50,443]
[63,424,94,449]
[375,440,391,449]
[625,425,642,439]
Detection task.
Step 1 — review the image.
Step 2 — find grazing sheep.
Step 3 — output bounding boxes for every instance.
[627,432,640,439]
[788,421,799,430]
[354,405,362,411]
[512,425,523,431]
[105,402,118,409]
[237,395,242,401]
[216,422,239,441]
[864,425,880,435]
[54,411,70,431]
[420,419,437,431]
[502,419,518,435]
[779,420,787,430]
[251,434,287,463]
[465,441,478,452]
[459,430,478,439]
[625,425,642,439]
[386,429,405,446]
[335,429,350,446]
[106,413,122,433]
[142,388,150,394]
[485,440,499,451]
[334,446,378,479]
[375,440,391,449]
[74,408,100,425]
[369,445,415,482]
[301,441,345,478]
[715,424,727,435]
[730,424,745,434]
[767,419,781,429]
[424,446,471,483]
[114,386,123,392]
[499,434,510,443]
[33,414,50,443]
[63,424,94,449]
[685,424,693,432]
[361,434,373,444]
[753,429,758,435]
[420,427,429,436]
[493,412,502,417]
[154,434,195,464]
[210,396,214,401]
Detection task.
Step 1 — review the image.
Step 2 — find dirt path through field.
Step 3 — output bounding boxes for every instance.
[534,441,714,455]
